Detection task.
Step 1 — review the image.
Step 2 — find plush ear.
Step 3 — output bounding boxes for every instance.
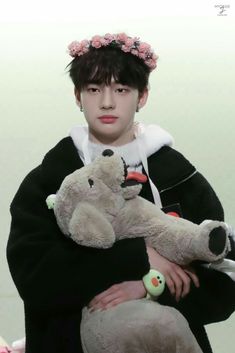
[69,202,116,248]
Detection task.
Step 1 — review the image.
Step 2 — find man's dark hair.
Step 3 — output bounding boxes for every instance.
[66,46,150,94]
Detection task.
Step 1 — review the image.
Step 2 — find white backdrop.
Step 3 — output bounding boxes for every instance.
[0,1,234,351]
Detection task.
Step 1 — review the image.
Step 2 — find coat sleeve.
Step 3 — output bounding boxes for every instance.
[162,171,225,224]
[160,170,235,325]
[7,166,150,315]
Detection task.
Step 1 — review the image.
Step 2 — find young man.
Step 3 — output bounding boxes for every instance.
[7,33,235,353]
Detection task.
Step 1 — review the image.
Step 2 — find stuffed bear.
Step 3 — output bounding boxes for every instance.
[46,149,233,266]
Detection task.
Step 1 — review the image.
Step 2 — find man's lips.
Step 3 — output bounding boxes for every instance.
[98,115,118,123]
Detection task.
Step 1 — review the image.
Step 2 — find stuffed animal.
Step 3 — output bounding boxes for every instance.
[45,149,235,353]
[0,336,25,353]
[46,149,234,267]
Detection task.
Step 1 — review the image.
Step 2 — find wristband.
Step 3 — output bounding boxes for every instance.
[143,269,165,297]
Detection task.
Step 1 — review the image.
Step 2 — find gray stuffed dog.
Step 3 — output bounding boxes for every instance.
[47,149,231,266]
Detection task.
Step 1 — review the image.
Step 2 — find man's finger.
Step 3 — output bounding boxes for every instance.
[165,276,176,297]
[184,269,200,288]
[169,272,184,301]
[89,285,119,306]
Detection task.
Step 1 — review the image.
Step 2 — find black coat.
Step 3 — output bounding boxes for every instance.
[7,137,235,353]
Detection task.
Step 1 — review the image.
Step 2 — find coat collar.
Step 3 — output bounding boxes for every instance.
[41,137,196,195]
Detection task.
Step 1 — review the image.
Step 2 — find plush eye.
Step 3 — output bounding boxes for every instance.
[88,178,94,188]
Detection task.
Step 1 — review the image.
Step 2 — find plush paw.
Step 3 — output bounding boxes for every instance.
[220,223,235,260]
[199,220,230,262]
[209,226,227,255]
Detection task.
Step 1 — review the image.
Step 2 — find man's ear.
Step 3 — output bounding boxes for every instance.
[138,88,149,109]
[74,87,81,103]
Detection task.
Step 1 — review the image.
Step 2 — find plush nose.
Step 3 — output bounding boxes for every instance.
[102,149,114,157]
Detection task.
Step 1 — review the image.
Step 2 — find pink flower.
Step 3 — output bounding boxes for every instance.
[67,40,89,56]
[91,41,102,48]
[100,37,109,46]
[116,32,128,42]
[138,52,147,60]
[104,33,116,43]
[124,38,135,48]
[152,53,159,61]
[121,45,131,53]
[146,59,157,70]
[138,42,151,53]
[131,49,139,56]
[78,40,89,54]
[102,39,110,46]
[91,35,103,48]
[80,47,89,55]
[81,39,89,47]
[67,41,80,56]
[91,35,102,42]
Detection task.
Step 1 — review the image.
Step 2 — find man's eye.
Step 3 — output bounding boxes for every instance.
[88,88,99,93]
[116,88,129,93]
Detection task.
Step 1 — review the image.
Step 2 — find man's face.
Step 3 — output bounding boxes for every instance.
[75,79,148,145]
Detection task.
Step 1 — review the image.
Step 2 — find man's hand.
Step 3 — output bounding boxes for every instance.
[87,247,200,311]
[88,280,146,311]
[146,246,200,302]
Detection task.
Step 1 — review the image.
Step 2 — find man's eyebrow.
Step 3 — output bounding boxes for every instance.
[85,80,129,87]
[112,81,128,85]
[86,81,101,85]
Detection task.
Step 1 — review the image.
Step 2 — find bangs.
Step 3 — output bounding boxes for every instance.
[84,62,130,87]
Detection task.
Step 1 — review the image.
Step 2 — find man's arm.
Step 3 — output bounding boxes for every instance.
[7,166,150,315]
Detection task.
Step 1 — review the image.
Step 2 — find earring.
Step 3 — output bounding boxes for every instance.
[136,106,139,113]
[75,99,83,112]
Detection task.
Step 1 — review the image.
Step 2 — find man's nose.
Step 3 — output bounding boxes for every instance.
[100,88,115,109]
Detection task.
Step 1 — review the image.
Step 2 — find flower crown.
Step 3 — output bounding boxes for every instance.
[67,33,158,72]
